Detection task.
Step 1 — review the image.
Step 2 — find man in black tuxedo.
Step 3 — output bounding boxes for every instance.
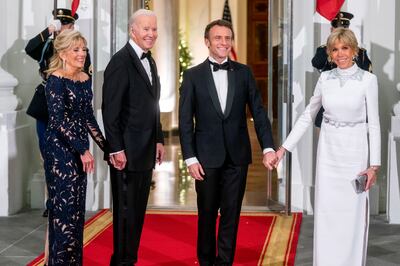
[179,19,276,266]
[102,9,164,266]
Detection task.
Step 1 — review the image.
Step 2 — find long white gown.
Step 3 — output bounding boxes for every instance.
[282,64,381,266]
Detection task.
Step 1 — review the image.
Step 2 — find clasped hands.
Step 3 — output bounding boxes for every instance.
[262,147,286,170]
[188,147,288,181]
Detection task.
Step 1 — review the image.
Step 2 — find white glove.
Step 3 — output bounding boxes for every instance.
[48,19,61,33]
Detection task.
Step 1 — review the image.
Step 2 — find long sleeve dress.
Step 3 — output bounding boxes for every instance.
[282,63,381,266]
[44,75,107,265]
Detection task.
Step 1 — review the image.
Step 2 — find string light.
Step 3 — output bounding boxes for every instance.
[178,32,193,84]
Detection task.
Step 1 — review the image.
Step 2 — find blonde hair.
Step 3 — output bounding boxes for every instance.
[46,29,87,77]
[326,28,359,59]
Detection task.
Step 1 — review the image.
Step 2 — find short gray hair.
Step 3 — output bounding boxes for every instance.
[128,9,156,28]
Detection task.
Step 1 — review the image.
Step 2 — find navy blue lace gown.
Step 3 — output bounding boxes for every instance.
[44,75,107,265]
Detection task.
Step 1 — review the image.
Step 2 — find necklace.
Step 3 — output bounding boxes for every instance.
[326,67,364,87]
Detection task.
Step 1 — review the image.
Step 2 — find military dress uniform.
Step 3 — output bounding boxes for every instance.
[25,9,92,155]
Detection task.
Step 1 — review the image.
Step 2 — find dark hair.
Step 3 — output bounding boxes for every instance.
[204,19,234,40]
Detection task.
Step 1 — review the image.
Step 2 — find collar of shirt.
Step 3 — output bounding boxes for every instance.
[129,39,148,61]
[129,39,153,84]
[208,56,228,65]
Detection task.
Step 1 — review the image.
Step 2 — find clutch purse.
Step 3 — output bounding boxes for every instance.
[352,174,367,194]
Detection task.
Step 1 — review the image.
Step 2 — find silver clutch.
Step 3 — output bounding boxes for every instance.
[352,174,367,194]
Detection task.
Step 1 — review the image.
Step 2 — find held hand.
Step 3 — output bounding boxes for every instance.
[358,166,379,191]
[263,151,277,170]
[188,163,205,181]
[156,143,165,165]
[80,150,95,174]
[274,147,287,168]
[111,151,127,170]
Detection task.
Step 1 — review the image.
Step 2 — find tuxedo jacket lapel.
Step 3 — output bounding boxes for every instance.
[203,60,224,119]
[125,43,156,98]
[148,57,159,99]
[224,62,236,119]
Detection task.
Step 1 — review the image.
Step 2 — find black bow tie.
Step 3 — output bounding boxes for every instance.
[141,51,152,60]
[209,60,230,72]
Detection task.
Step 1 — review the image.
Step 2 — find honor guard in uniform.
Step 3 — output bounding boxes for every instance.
[25,8,92,217]
[312,11,372,127]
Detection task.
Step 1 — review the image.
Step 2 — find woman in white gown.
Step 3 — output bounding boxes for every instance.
[276,28,381,266]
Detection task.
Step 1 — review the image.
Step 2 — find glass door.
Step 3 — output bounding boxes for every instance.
[267,0,293,214]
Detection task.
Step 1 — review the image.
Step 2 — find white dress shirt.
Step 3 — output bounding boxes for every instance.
[209,56,229,113]
[129,39,153,85]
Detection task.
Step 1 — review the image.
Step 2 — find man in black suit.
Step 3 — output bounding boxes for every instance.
[102,9,164,266]
[179,19,276,266]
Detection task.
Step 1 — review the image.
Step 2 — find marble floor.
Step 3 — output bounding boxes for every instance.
[1,122,400,265]
[147,120,284,212]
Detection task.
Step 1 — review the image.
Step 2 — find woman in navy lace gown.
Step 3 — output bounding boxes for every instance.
[43,29,107,265]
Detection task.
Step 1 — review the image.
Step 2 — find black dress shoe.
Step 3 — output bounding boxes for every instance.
[42,209,48,217]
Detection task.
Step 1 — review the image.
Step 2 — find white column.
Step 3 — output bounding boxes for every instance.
[0,69,19,112]
[153,0,179,130]
[0,0,34,216]
[387,84,400,224]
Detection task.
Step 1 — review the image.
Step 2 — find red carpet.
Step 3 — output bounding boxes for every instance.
[29,210,302,266]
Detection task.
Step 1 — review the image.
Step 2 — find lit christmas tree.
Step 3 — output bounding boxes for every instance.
[178,32,193,84]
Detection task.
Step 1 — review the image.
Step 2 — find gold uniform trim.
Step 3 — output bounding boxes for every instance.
[332,18,350,21]
[56,14,76,21]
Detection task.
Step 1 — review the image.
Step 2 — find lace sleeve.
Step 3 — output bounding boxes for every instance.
[84,83,108,154]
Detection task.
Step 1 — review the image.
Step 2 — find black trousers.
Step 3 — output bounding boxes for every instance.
[195,156,248,266]
[109,168,152,266]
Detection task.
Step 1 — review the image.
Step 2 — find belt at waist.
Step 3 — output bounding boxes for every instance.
[323,116,365,128]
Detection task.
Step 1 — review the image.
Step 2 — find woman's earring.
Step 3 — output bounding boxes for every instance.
[63,59,66,70]
[328,55,332,62]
